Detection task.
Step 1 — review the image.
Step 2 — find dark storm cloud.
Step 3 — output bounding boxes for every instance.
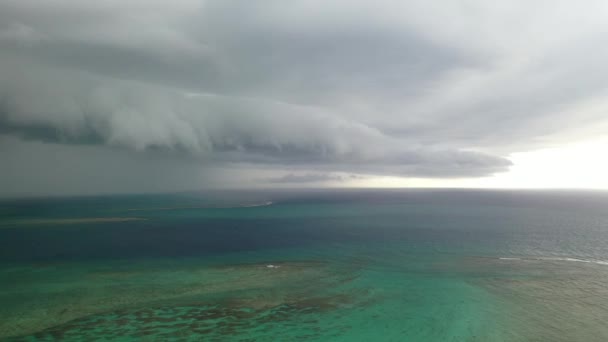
[1,0,608,195]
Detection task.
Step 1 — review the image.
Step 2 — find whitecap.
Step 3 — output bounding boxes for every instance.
[498,256,608,266]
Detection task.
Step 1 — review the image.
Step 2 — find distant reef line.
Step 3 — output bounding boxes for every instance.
[7,217,147,226]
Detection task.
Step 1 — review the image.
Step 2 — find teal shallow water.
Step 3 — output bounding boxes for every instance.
[1,190,608,341]
[0,249,506,341]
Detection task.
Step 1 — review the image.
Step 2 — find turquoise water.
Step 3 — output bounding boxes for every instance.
[1,190,608,341]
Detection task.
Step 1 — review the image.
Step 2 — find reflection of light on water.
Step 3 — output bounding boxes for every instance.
[476,255,608,341]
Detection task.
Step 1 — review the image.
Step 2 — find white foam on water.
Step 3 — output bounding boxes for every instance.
[241,201,274,208]
[499,256,608,266]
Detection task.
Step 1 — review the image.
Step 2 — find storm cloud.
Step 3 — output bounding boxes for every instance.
[2,0,608,195]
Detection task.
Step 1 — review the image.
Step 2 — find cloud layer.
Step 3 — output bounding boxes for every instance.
[2,0,608,194]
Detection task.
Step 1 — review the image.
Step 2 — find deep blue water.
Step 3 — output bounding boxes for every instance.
[3,189,608,262]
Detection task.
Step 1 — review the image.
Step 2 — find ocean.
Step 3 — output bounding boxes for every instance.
[1,189,608,341]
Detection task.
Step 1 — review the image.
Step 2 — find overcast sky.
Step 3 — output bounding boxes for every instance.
[2,0,608,196]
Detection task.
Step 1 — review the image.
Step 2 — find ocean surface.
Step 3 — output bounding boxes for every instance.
[1,189,608,341]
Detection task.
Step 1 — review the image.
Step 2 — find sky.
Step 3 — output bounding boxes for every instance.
[1,0,608,196]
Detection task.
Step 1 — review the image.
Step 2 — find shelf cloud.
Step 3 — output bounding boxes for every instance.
[2,0,608,195]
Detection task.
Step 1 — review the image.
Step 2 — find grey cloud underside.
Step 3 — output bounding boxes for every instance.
[265,173,352,184]
[1,0,608,189]
[0,81,510,178]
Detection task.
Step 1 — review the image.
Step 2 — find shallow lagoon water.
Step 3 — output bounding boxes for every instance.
[1,190,608,341]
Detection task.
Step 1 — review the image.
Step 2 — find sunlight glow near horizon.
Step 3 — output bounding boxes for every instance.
[348,138,608,189]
